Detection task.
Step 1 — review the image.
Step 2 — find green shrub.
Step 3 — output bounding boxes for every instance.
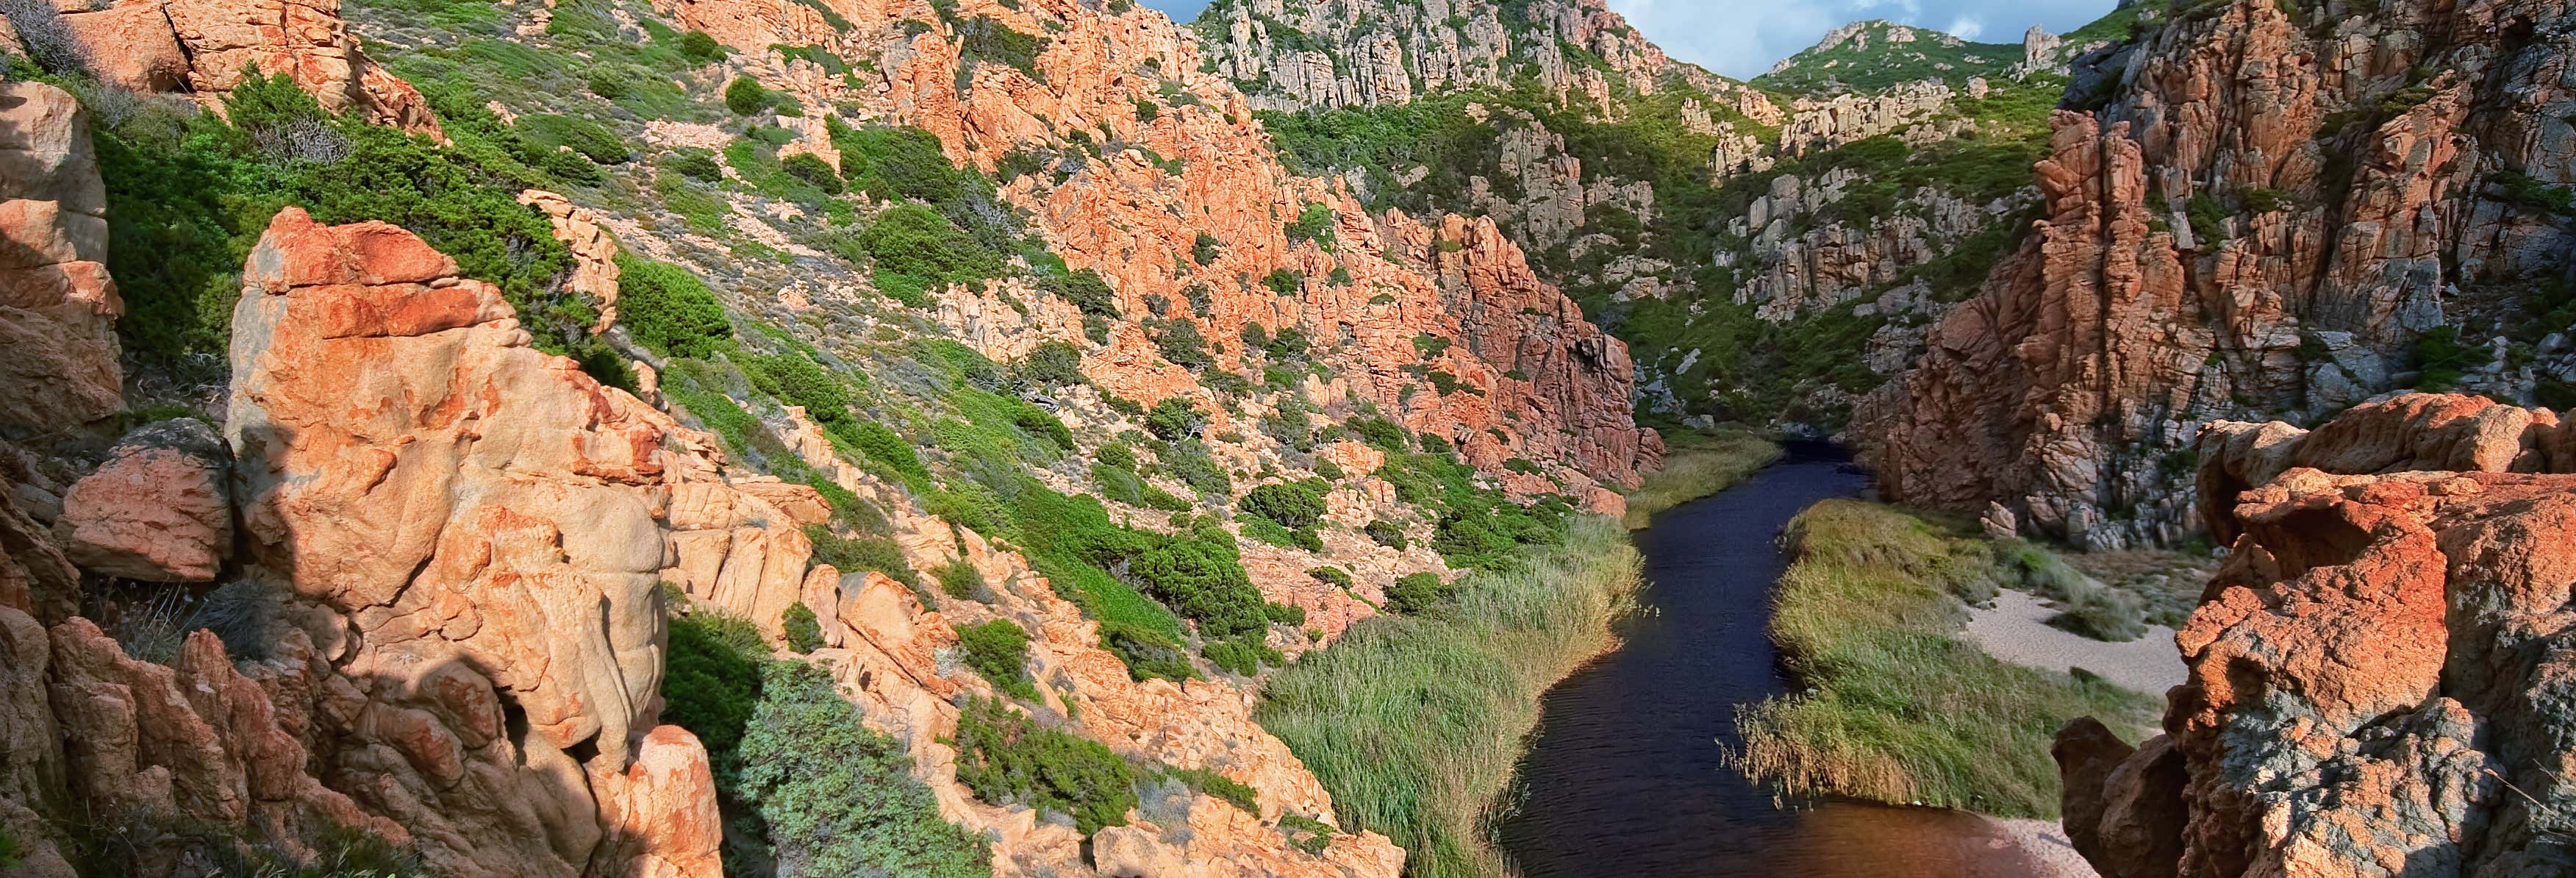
[1192,232,1221,264]
[2411,325,2479,390]
[1364,521,1407,550]
[937,557,987,600]
[678,30,729,63]
[1242,479,1327,529]
[781,152,845,194]
[1165,767,1259,814]
[518,113,629,164]
[951,697,1136,834]
[1306,566,1352,588]
[833,122,984,204]
[615,255,734,357]
[858,204,1005,291]
[851,420,931,483]
[726,76,772,115]
[1040,265,1119,318]
[1284,201,1336,247]
[1144,397,1205,440]
[738,663,991,876]
[1019,340,1086,386]
[1385,572,1449,614]
[1203,631,1281,676]
[806,524,920,588]
[954,619,1039,699]
[781,602,823,653]
[1263,268,1301,295]
[666,149,725,181]
[662,610,768,761]
[1094,463,1192,512]
[1101,622,1195,682]
[1239,515,1323,552]
[954,16,1048,84]
[1151,318,1214,369]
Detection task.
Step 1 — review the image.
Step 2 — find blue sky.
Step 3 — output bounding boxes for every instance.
[1138,0,2115,79]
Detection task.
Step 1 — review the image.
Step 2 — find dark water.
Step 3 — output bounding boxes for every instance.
[1495,443,2053,877]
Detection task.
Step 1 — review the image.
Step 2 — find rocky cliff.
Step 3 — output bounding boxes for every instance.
[2056,393,2576,878]
[0,0,1667,870]
[1859,0,2576,549]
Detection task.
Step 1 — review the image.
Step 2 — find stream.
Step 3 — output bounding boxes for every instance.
[1493,443,2058,877]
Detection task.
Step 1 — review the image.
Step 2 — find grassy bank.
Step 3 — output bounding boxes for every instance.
[1725,500,2157,818]
[1256,516,1642,877]
[1622,430,1783,529]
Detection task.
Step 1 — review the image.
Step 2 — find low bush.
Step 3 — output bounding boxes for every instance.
[951,697,1136,834]
[615,255,734,357]
[806,524,920,588]
[1144,397,1204,440]
[1241,479,1327,529]
[662,610,768,762]
[781,602,823,653]
[738,663,991,876]
[517,113,629,164]
[1384,572,1449,614]
[937,557,987,600]
[724,76,770,115]
[1164,767,1259,815]
[780,151,845,194]
[954,619,1039,699]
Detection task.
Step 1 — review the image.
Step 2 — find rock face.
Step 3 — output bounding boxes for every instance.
[520,189,621,332]
[1858,0,2576,549]
[41,0,442,137]
[1192,0,1756,116]
[0,201,756,874]
[2056,393,2576,878]
[56,418,234,582]
[0,80,120,439]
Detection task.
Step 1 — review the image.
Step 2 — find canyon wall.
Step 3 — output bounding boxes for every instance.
[2056,393,2576,877]
[1858,0,2576,549]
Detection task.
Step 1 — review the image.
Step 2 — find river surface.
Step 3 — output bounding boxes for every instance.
[1494,443,2056,877]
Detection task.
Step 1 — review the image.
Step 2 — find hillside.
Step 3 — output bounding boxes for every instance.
[0,0,1659,873]
[1753,19,2020,95]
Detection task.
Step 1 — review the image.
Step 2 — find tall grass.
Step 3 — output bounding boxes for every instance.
[1724,500,2156,818]
[1622,429,1782,529]
[1256,516,1643,877]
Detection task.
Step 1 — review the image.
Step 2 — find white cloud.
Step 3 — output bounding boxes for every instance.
[1946,15,1985,40]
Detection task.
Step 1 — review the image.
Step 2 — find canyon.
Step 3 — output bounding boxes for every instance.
[0,0,2569,875]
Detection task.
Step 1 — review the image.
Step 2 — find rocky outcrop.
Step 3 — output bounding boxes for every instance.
[55,418,234,582]
[17,207,762,875]
[0,80,120,439]
[1858,0,2576,549]
[37,0,442,137]
[2056,393,2576,878]
[520,189,622,333]
[1193,0,1714,114]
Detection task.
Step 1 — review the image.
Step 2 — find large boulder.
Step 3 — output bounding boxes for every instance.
[218,206,812,877]
[2058,393,2576,878]
[41,0,441,137]
[56,418,234,582]
[0,80,120,439]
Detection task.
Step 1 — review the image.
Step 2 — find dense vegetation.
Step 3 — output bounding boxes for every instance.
[1725,501,2157,818]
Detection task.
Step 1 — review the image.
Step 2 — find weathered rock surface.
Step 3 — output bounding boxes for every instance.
[2056,393,2576,878]
[48,0,442,136]
[56,418,235,582]
[1859,0,2576,549]
[0,80,120,439]
[209,207,782,876]
[520,189,622,333]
